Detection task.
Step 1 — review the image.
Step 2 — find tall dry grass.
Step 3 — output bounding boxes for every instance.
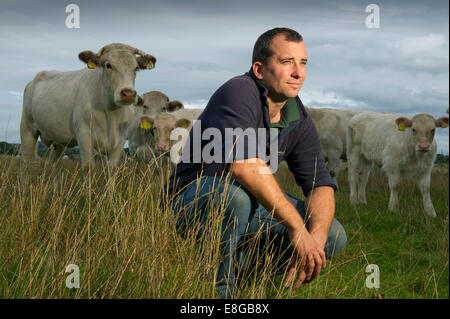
[0,155,292,298]
[0,156,448,298]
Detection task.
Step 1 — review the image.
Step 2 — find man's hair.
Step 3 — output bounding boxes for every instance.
[252,27,303,65]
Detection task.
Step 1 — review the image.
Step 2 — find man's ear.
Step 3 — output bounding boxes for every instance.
[395,117,412,131]
[176,118,191,129]
[435,116,449,128]
[136,54,157,70]
[167,100,184,112]
[78,50,100,69]
[252,61,264,80]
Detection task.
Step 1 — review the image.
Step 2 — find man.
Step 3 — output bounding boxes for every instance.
[167,27,347,298]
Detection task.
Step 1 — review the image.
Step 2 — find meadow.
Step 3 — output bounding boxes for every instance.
[0,155,448,299]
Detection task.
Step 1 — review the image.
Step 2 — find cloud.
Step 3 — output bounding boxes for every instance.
[8,91,23,99]
[0,0,448,154]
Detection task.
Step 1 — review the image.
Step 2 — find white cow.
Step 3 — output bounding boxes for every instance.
[127,91,184,161]
[305,107,359,187]
[19,43,156,173]
[137,91,184,116]
[347,111,449,217]
[139,108,203,163]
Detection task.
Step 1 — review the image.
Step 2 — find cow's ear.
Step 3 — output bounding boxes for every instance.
[78,50,100,69]
[435,116,449,128]
[395,117,412,131]
[136,95,144,106]
[176,118,191,129]
[137,54,156,70]
[167,100,184,112]
[140,115,154,130]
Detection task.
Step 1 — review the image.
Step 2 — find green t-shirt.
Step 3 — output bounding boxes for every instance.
[269,98,300,137]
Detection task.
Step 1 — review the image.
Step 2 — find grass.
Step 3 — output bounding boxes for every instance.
[0,155,448,299]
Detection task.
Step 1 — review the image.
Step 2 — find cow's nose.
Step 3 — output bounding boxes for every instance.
[418,144,430,152]
[156,144,168,152]
[120,88,136,99]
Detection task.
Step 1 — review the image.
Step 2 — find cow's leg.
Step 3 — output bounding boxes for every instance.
[326,148,342,189]
[107,145,123,171]
[19,118,38,161]
[47,144,66,191]
[417,172,436,218]
[357,157,372,204]
[104,144,126,192]
[347,146,361,204]
[19,119,39,183]
[77,129,95,184]
[50,144,65,162]
[386,170,401,212]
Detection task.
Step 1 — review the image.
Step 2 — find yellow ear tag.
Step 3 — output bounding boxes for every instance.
[140,120,152,130]
[181,123,187,129]
[398,122,406,131]
[143,61,149,68]
[87,61,96,69]
[441,122,448,128]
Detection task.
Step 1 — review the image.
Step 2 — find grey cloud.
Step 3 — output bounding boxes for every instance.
[0,0,448,153]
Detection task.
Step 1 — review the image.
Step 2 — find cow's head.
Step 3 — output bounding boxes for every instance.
[395,113,449,153]
[140,113,192,155]
[135,91,184,115]
[78,43,156,106]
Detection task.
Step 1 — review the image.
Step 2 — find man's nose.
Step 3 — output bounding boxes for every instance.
[291,64,304,79]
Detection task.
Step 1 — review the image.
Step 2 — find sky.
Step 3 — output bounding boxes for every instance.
[0,0,448,154]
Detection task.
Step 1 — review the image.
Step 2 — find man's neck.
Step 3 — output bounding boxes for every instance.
[267,96,287,123]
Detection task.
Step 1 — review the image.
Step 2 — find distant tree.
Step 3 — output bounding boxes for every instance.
[435,154,449,164]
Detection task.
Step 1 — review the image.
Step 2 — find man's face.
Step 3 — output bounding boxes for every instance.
[255,34,307,101]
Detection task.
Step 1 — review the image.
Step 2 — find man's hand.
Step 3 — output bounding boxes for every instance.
[284,227,326,292]
[232,159,333,293]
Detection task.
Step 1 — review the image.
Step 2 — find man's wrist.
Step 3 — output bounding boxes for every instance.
[309,229,328,248]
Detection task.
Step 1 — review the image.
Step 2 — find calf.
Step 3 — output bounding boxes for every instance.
[127,91,184,161]
[140,108,203,163]
[347,111,448,217]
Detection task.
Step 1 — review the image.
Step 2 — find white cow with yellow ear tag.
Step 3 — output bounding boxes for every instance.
[347,111,449,218]
[149,108,203,163]
[127,90,186,161]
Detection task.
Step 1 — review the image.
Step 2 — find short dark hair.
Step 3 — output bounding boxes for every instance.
[252,27,303,65]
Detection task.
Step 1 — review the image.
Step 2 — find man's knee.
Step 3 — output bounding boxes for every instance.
[220,182,255,221]
[325,219,347,258]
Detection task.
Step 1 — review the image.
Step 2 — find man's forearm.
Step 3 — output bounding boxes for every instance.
[231,158,307,233]
[305,186,335,247]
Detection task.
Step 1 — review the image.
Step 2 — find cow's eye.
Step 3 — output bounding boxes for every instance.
[135,66,139,72]
[105,62,112,69]
[431,129,435,134]
[412,128,416,133]
[143,105,147,109]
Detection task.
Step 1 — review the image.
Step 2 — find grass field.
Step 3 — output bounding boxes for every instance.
[0,155,448,299]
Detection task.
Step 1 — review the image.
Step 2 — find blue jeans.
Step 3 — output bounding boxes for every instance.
[172,175,347,298]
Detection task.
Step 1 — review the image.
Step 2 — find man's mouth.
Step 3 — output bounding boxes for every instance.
[287,82,301,89]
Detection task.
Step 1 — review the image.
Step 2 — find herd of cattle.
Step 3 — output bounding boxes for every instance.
[18,43,449,217]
